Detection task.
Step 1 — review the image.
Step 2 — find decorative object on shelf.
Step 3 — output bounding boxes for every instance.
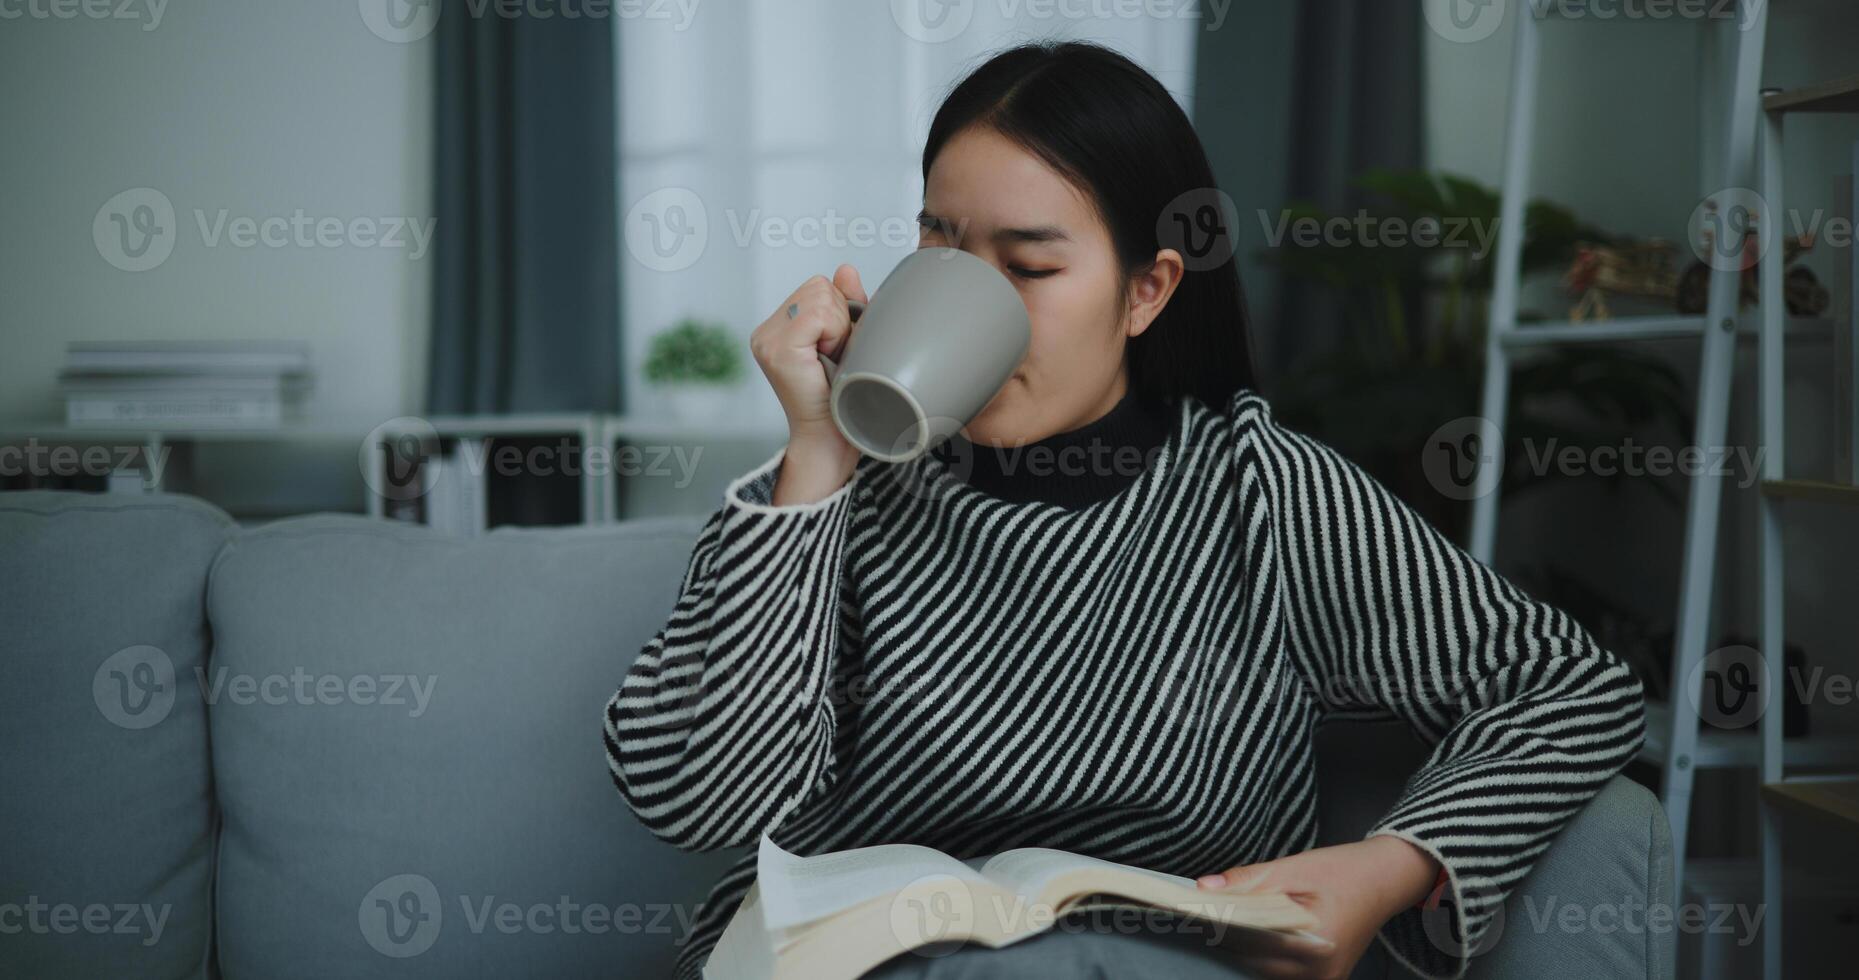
[1675,207,1830,316]
[57,340,313,429]
[643,318,742,423]
[1259,168,1692,543]
[1563,239,1682,322]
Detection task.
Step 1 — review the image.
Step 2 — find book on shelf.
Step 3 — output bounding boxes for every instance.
[64,340,311,376]
[57,346,314,429]
[64,392,296,428]
[703,834,1320,980]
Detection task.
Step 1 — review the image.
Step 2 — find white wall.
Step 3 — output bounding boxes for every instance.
[0,0,433,429]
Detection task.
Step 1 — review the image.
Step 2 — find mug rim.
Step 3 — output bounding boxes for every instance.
[830,369,931,463]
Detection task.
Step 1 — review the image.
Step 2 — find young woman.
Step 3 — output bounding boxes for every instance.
[605,41,1645,980]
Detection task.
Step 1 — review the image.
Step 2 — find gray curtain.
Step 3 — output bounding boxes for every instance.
[1193,0,1422,390]
[428,1,620,415]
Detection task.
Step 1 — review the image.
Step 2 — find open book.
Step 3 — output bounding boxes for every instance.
[702,835,1321,980]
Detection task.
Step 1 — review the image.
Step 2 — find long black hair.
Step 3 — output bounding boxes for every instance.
[922,41,1258,409]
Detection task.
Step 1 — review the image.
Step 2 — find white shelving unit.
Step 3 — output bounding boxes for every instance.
[1754,73,1859,980]
[1471,9,1858,941]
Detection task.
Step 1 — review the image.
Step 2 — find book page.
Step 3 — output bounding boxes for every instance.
[978,847,1195,900]
[756,834,988,932]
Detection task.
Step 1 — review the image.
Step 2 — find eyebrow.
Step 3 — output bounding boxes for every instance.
[917,209,1070,245]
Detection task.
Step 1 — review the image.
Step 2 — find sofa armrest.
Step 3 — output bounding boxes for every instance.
[1447,774,1675,980]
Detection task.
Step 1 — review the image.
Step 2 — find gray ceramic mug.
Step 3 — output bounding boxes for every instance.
[817,247,1030,462]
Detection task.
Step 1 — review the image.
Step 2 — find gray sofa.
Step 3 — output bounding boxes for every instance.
[0,491,1674,979]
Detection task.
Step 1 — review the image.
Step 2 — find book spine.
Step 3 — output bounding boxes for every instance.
[66,394,284,426]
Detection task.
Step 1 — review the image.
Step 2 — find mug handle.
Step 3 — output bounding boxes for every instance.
[815,299,865,384]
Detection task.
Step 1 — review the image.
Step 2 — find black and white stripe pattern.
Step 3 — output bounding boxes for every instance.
[603,389,1645,980]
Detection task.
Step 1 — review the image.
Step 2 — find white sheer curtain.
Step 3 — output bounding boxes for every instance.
[615,1,1199,420]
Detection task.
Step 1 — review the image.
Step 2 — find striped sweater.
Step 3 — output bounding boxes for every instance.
[603,388,1647,980]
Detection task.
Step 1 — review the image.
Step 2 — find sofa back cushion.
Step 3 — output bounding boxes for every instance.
[204,514,744,980]
[0,491,232,980]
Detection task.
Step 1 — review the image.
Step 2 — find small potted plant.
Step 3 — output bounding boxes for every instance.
[643,317,743,422]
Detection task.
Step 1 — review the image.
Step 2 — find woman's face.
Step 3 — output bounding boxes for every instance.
[917,124,1182,448]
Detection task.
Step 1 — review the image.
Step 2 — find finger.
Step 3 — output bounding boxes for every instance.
[833,263,868,306]
[1196,865,1272,893]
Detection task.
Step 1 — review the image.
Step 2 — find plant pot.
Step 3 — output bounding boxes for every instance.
[653,383,734,424]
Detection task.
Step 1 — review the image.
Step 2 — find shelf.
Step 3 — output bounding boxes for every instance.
[388,414,602,437]
[608,416,786,443]
[1764,778,1859,831]
[1639,700,1859,770]
[1761,479,1859,507]
[1499,314,1834,348]
[1764,73,1859,115]
[0,421,376,442]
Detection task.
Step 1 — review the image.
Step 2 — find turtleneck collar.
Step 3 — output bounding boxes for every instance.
[932,390,1176,510]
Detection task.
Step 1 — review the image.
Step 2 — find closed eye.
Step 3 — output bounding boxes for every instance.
[1009,266,1059,280]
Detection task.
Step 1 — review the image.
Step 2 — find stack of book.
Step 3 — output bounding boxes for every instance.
[59,341,312,428]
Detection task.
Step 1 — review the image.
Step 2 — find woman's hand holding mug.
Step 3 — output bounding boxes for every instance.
[751,264,868,506]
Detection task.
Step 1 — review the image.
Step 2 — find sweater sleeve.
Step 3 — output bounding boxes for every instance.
[1236,393,1646,980]
[603,446,861,852]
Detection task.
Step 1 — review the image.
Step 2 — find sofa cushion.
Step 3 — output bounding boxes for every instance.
[0,491,233,980]
[205,514,746,979]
